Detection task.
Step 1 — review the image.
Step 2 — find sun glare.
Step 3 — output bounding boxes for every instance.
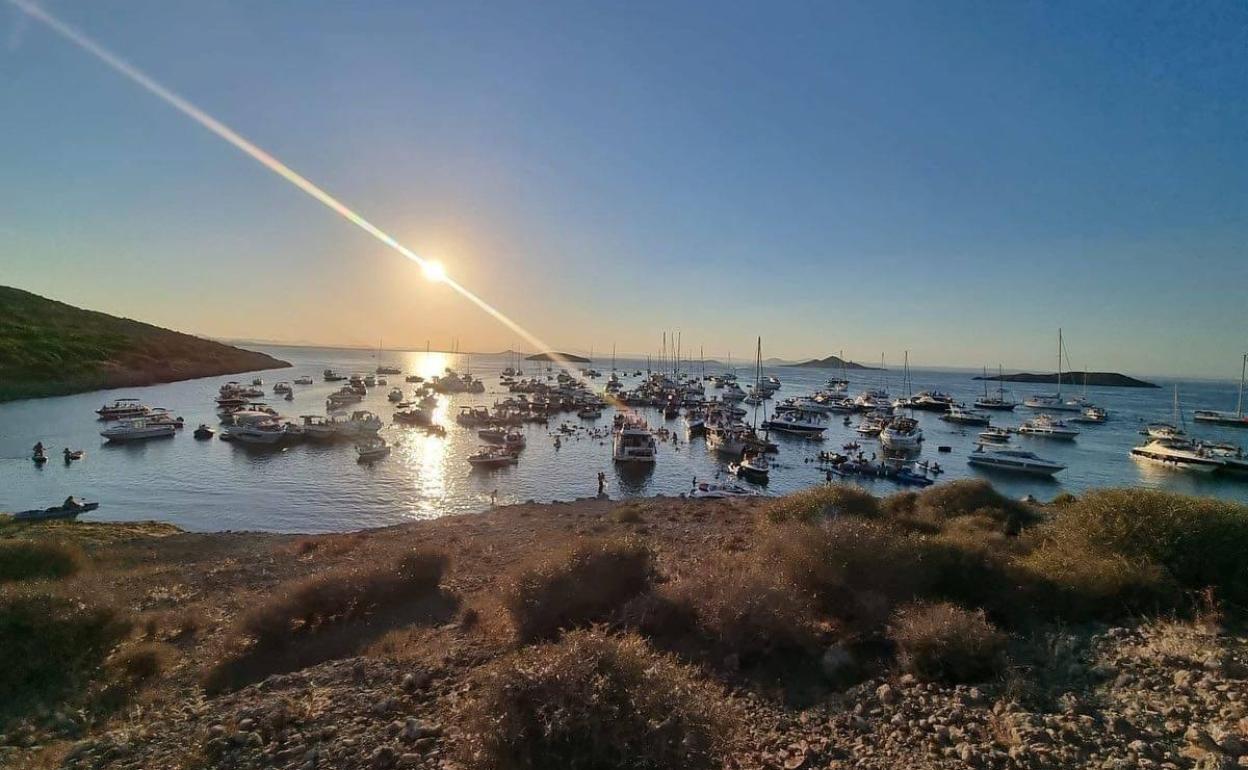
[422,259,448,283]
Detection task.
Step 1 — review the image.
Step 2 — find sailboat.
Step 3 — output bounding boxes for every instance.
[1023,329,1082,411]
[375,338,402,375]
[974,365,1017,411]
[730,337,771,483]
[1194,353,1248,427]
[1144,385,1188,440]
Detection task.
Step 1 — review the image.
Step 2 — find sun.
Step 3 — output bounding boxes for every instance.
[421,259,448,283]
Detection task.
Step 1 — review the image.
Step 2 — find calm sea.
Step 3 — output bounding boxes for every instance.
[2,346,1246,533]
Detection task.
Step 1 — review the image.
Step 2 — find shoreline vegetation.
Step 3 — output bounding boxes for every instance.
[1,482,1245,769]
[0,286,289,402]
[974,371,1160,388]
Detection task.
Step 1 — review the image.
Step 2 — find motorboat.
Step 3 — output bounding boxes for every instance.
[387,388,404,402]
[193,424,215,440]
[223,419,286,445]
[578,405,603,419]
[14,499,99,522]
[684,411,706,435]
[273,381,293,395]
[729,451,770,483]
[300,415,338,440]
[62,448,85,462]
[855,415,888,437]
[941,404,991,426]
[338,410,384,438]
[906,391,955,412]
[251,378,264,386]
[1071,406,1108,424]
[1194,353,1248,427]
[880,416,923,450]
[32,446,48,464]
[327,387,364,410]
[294,376,314,385]
[1202,443,1248,474]
[468,445,517,468]
[96,398,150,420]
[761,408,827,437]
[1130,439,1224,473]
[100,418,177,443]
[376,365,402,375]
[1023,393,1082,412]
[502,431,527,454]
[977,426,1011,443]
[393,408,433,426]
[323,369,346,382]
[478,426,507,442]
[405,374,425,383]
[690,480,760,499]
[222,404,279,426]
[854,389,892,411]
[1017,414,1080,440]
[706,423,748,455]
[967,446,1066,476]
[721,382,747,402]
[356,436,391,462]
[613,418,657,462]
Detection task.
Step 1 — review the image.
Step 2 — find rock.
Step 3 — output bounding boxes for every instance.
[877,684,898,706]
[398,753,422,768]
[401,672,429,693]
[1196,754,1236,770]
[1220,736,1247,758]
[956,742,975,762]
[374,697,399,716]
[372,745,398,769]
[402,719,435,743]
[1175,671,1197,689]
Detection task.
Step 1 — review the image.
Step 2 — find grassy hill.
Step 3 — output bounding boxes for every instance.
[0,286,289,402]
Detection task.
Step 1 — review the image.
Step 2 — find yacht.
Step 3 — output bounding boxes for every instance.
[854,389,892,411]
[1202,443,1248,474]
[223,419,286,445]
[468,445,517,468]
[356,436,391,461]
[293,376,314,385]
[941,404,991,426]
[387,388,404,403]
[761,408,827,437]
[854,414,888,437]
[323,369,346,382]
[273,381,293,395]
[974,366,1017,411]
[880,416,923,450]
[1144,423,1186,440]
[706,423,748,455]
[96,398,151,420]
[1193,353,1248,427]
[690,479,761,499]
[967,446,1066,476]
[1071,406,1108,424]
[301,415,338,440]
[1023,329,1084,411]
[907,391,956,412]
[978,426,1012,443]
[337,410,384,438]
[376,365,402,375]
[1017,414,1079,440]
[1130,439,1224,473]
[721,382,747,402]
[100,417,177,442]
[613,418,657,463]
[729,451,770,483]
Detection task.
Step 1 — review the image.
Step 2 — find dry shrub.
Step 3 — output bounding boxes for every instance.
[0,540,86,583]
[239,549,448,651]
[501,538,655,643]
[0,586,130,722]
[1034,489,1248,606]
[610,504,645,524]
[899,479,1034,533]
[1016,541,1176,619]
[888,602,1006,683]
[657,558,821,662]
[458,628,739,770]
[109,642,173,683]
[761,518,933,632]
[762,484,879,524]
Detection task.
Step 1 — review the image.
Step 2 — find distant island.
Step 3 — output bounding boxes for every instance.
[526,351,591,363]
[973,371,1159,389]
[0,286,289,402]
[789,354,880,370]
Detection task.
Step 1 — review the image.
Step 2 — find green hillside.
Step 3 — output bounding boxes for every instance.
[0,286,289,402]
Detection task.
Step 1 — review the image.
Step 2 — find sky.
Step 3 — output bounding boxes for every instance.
[1,1,1245,377]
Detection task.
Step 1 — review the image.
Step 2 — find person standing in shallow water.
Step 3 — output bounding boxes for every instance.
[597,472,606,496]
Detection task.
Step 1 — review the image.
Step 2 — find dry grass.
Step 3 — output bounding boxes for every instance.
[762,483,879,524]
[0,540,86,583]
[888,602,1007,683]
[457,628,739,770]
[501,538,655,643]
[109,641,173,683]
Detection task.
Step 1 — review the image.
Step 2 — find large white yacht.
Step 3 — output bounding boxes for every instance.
[880,416,922,450]
[968,447,1066,476]
[96,398,151,420]
[613,417,657,463]
[99,417,177,442]
[223,419,286,445]
[1130,438,1224,473]
[941,404,991,426]
[337,410,384,438]
[762,408,827,437]
[706,423,748,455]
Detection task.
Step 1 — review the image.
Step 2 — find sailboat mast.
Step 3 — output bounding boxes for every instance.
[754,337,762,430]
[1238,353,1246,417]
[1057,328,1063,397]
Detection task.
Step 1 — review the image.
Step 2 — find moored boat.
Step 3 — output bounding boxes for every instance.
[967,446,1065,476]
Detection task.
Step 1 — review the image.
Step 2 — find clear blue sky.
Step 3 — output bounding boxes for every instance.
[2,1,1245,377]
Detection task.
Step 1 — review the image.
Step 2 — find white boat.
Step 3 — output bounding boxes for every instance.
[1130,439,1224,473]
[1145,386,1189,439]
[941,405,991,426]
[223,419,285,445]
[222,404,280,426]
[468,445,516,468]
[706,423,748,455]
[967,446,1066,476]
[978,426,1011,443]
[721,382,747,402]
[273,381,293,395]
[337,410,384,438]
[100,418,176,442]
[854,415,887,437]
[613,418,657,462]
[1023,330,1086,411]
[387,388,404,403]
[356,436,391,462]
[690,479,760,498]
[730,451,770,483]
[301,415,338,440]
[96,398,150,420]
[1071,406,1108,424]
[294,376,314,385]
[854,389,892,411]
[323,369,345,382]
[761,408,826,436]
[880,416,922,450]
[1193,354,1248,428]
[1017,414,1080,440]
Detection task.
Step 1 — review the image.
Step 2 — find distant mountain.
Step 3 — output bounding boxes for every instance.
[789,354,880,370]
[0,286,289,401]
[526,351,592,363]
[974,371,1159,389]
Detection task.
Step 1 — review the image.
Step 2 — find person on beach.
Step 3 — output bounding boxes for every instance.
[597,472,606,496]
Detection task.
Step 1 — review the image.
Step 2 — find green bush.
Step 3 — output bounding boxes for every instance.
[0,587,130,721]
[888,602,1006,683]
[762,484,879,524]
[502,538,655,643]
[458,629,738,770]
[0,540,86,583]
[1028,489,1248,606]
